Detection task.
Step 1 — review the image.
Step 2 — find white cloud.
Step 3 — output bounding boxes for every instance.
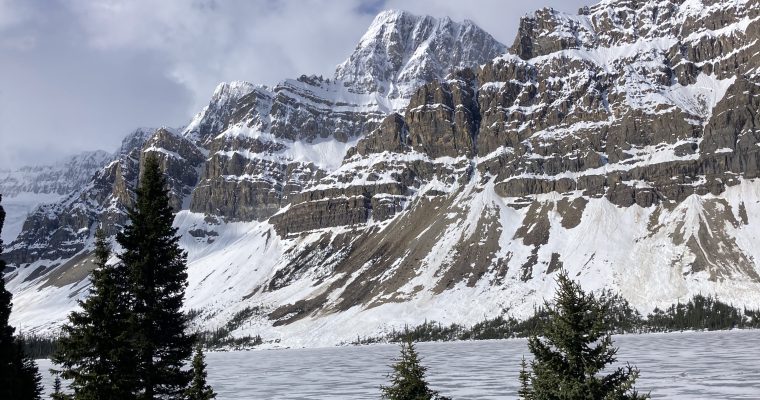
[65,0,589,110]
[0,0,590,169]
[66,0,378,112]
[0,0,41,51]
[0,0,30,31]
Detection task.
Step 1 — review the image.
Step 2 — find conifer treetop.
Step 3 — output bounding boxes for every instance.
[521,270,649,400]
[186,344,216,400]
[381,336,449,400]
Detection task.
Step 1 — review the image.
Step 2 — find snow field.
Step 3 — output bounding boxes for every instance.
[36,330,760,399]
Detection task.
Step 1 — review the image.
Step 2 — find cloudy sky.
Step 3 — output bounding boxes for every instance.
[0,0,588,169]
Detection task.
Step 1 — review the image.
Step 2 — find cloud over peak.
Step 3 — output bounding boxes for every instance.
[0,0,588,169]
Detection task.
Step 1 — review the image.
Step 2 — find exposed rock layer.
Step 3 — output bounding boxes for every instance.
[5,1,760,341]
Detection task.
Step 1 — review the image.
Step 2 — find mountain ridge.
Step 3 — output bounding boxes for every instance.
[0,150,113,243]
[4,1,760,347]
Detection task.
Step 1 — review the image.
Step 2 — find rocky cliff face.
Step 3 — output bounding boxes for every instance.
[183,10,505,224]
[5,1,760,346]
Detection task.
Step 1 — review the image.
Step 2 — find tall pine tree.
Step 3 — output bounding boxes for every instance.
[53,228,137,399]
[520,270,648,400]
[185,345,216,400]
[381,336,449,400]
[117,155,194,399]
[0,194,43,400]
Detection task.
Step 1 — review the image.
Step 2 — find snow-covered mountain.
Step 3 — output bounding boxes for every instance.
[0,150,112,243]
[5,1,760,346]
[335,10,507,100]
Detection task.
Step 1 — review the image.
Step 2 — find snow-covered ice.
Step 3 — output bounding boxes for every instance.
[37,330,760,399]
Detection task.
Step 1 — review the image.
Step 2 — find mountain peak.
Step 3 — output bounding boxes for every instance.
[211,81,258,100]
[370,9,410,23]
[183,81,264,144]
[334,9,506,99]
[117,127,156,157]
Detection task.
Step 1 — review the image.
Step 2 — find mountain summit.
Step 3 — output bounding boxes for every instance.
[335,10,506,98]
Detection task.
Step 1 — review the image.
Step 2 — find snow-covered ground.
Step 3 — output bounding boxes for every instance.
[37,330,760,399]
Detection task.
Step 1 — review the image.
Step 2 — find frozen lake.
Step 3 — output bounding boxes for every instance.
[38,330,760,399]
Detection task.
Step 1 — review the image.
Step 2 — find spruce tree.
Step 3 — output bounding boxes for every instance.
[50,375,68,400]
[0,194,43,400]
[381,336,449,400]
[117,155,194,399]
[53,228,137,399]
[53,375,62,395]
[186,345,216,400]
[518,357,533,400]
[519,270,648,400]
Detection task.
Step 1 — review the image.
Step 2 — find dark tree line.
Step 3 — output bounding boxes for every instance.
[20,334,60,360]
[357,292,760,346]
[195,306,263,349]
[646,294,759,331]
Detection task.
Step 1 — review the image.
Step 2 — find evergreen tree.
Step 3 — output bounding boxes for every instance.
[18,343,44,399]
[0,194,43,400]
[381,336,449,400]
[53,229,137,399]
[518,357,533,400]
[185,345,216,400]
[50,375,69,400]
[520,270,648,400]
[117,155,194,399]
